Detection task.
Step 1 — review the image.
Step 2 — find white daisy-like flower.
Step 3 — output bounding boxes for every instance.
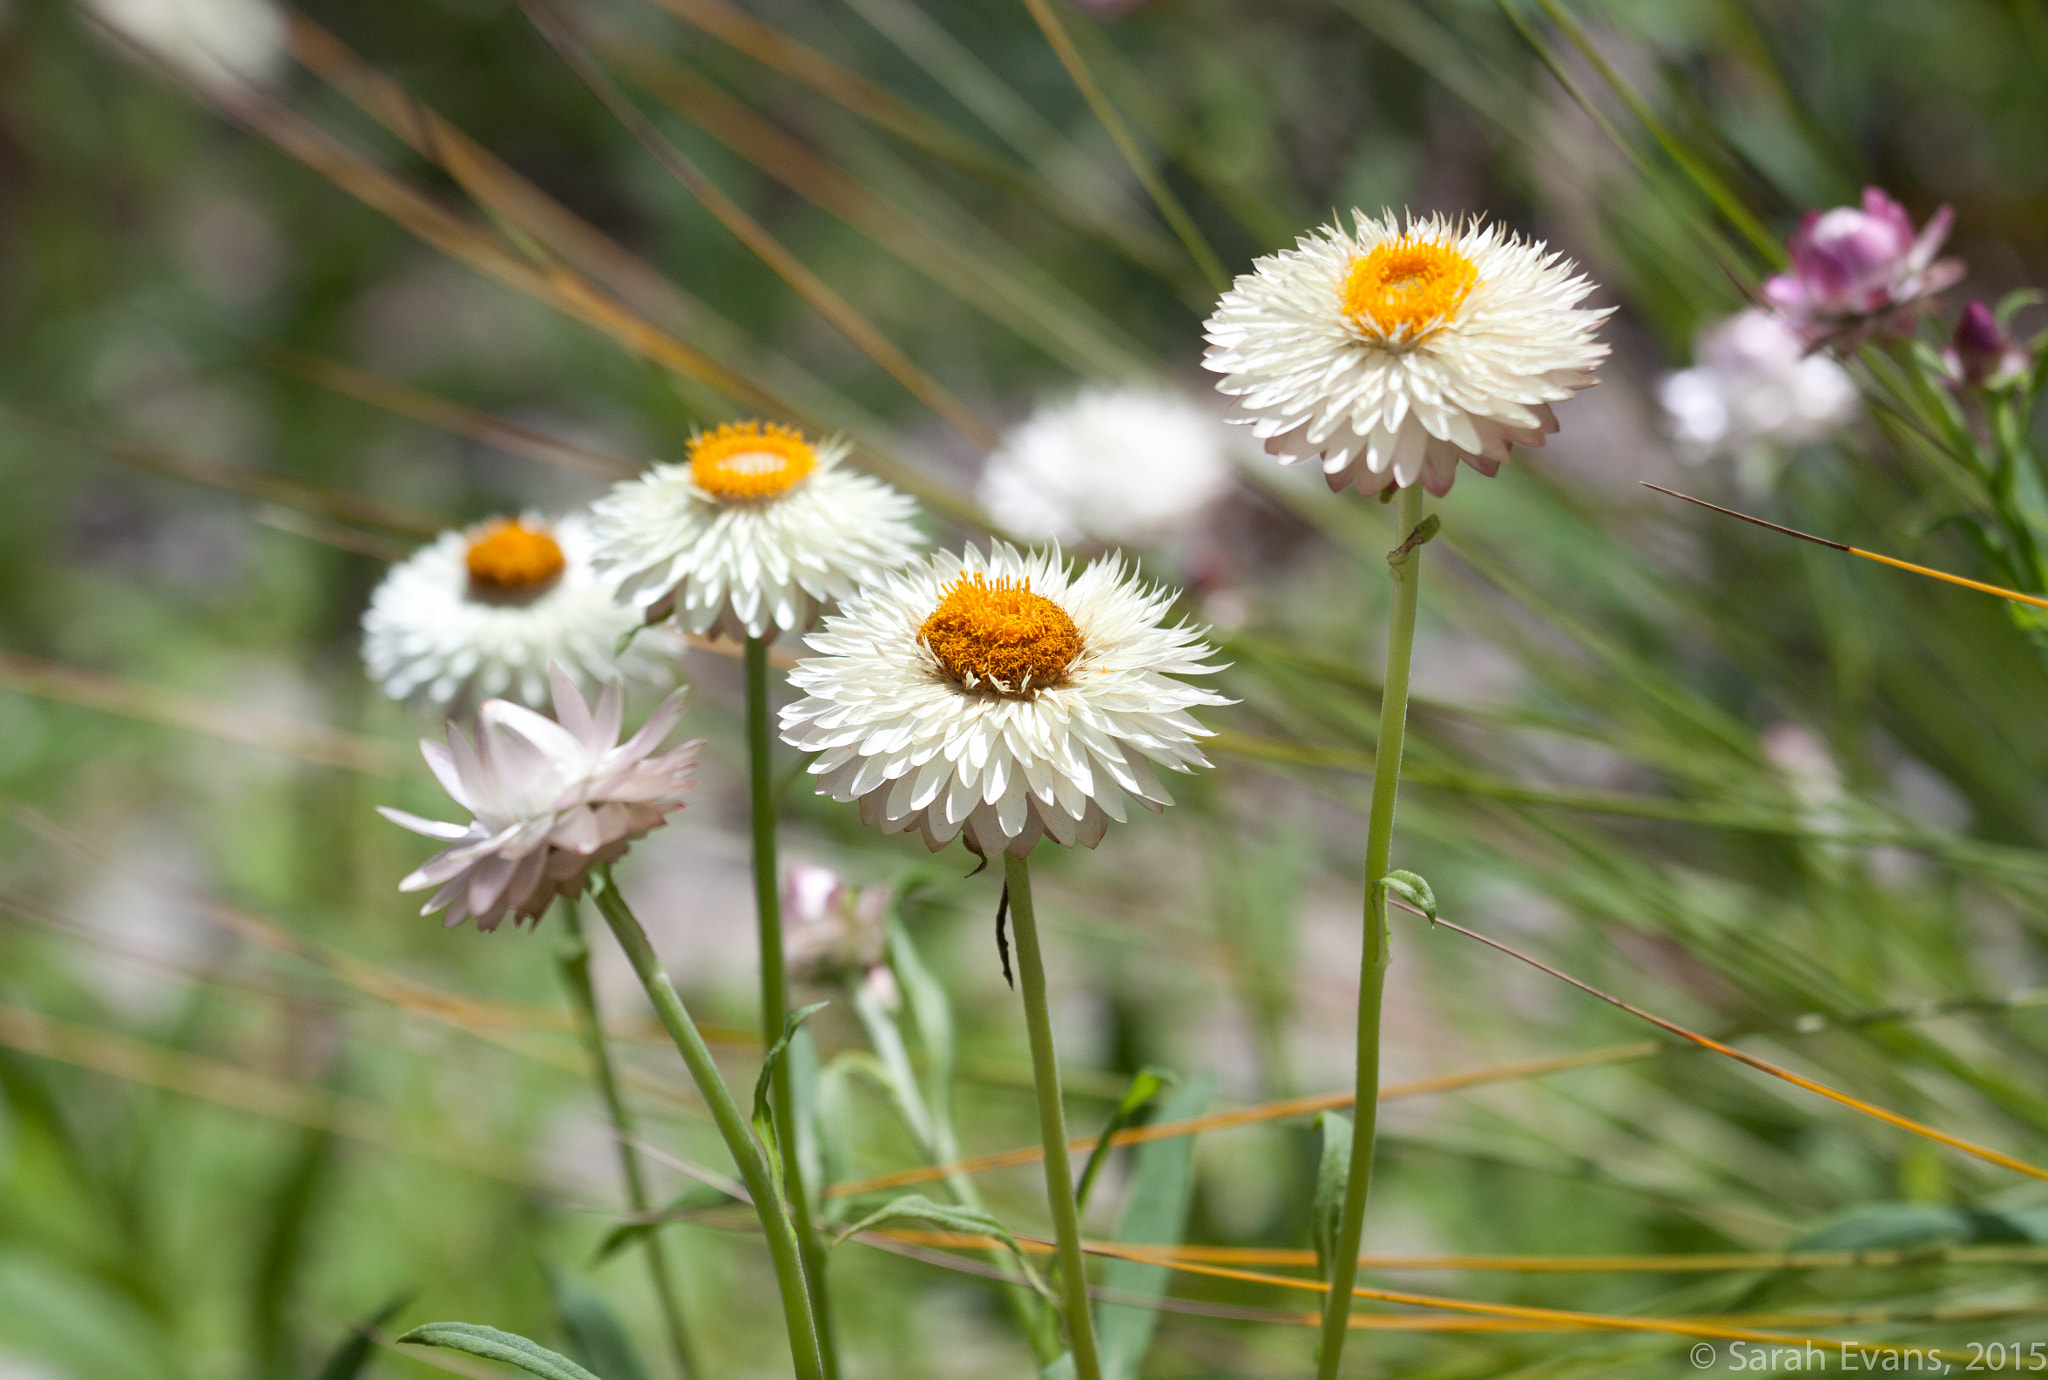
[1203,211,1611,496]
[978,386,1243,547]
[86,0,287,94]
[1658,309,1859,457]
[380,665,703,932]
[363,512,680,713]
[780,544,1229,859]
[589,420,925,641]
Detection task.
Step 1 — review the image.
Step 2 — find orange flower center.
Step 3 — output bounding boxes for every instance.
[918,574,1083,693]
[465,519,566,597]
[689,421,817,501]
[1340,237,1478,341]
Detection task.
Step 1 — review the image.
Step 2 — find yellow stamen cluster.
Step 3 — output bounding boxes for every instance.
[465,519,566,597]
[919,574,1083,693]
[688,421,818,501]
[1341,237,1479,341]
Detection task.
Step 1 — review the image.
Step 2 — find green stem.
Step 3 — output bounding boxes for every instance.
[554,899,702,1380]
[1004,852,1104,1380]
[1315,484,1425,1379]
[590,868,826,1380]
[745,637,839,1380]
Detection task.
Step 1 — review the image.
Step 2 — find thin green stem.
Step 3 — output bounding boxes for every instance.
[745,637,840,1380]
[1004,852,1104,1380]
[1316,485,1426,1378]
[554,898,702,1380]
[590,868,826,1380]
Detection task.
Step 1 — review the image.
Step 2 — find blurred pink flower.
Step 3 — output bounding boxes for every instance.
[782,862,889,983]
[381,665,702,932]
[1762,188,1963,347]
[1942,300,2033,390]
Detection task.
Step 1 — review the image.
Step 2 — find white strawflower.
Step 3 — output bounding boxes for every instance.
[590,421,924,641]
[1203,211,1610,496]
[780,544,1229,859]
[363,513,679,713]
[85,0,286,94]
[1658,309,1859,457]
[978,386,1241,546]
[380,666,703,933]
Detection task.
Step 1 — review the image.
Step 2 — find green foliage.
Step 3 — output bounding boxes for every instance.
[396,1322,606,1380]
[1096,1075,1211,1380]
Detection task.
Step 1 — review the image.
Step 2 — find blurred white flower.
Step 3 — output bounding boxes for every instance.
[591,421,925,642]
[1658,310,1859,457]
[781,863,889,984]
[85,0,286,93]
[363,513,679,713]
[1203,211,1609,496]
[380,667,703,932]
[977,387,1240,547]
[781,544,1228,858]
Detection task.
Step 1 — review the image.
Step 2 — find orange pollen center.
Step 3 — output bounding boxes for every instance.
[1340,238,1479,339]
[464,519,566,594]
[918,574,1083,693]
[688,421,817,501]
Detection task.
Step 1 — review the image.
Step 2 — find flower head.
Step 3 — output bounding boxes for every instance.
[589,421,925,641]
[1202,211,1609,497]
[380,665,703,932]
[780,544,1229,859]
[1657,309,1859,457]
[86,0,286,94]
[782,863,889,984]
[1942,301,2033,391]
[363,512,680,713]
[978,386,1243,547]
[1762,188,1963,347]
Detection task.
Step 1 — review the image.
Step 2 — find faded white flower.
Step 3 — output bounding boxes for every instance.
[86,0,286,93]
[380,666,702,932]
[978,387,1240,547]
[781,863,889,984]
[1658,310,1858,457]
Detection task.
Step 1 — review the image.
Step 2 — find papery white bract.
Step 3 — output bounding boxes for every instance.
[363,513,679,713]
[589,422,925,641]
[86,0,286,93]
[1658,310,1859,457]
[780,544,1230,859]
[380,666,703,932]
[1203,211,1609,497]
[978,386,1242,547]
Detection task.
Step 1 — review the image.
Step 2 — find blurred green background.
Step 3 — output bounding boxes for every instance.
[4,0,2048,1375]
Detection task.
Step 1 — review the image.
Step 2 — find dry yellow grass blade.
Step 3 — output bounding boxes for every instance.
[878,1230,2048,1274]
[0,651,413,777]
[0,999,542,1186]
[634,0,1180,276]
[824,1041,1661,1198]
[613,48,1149,382]
[283,15,993,531]
[520,0,997,452]
[1016,0,1227,292]
[264,347,638,481]
[1424,910,2048,1186]
[9,405,442,543]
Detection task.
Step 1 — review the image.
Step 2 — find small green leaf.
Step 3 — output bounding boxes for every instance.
[1389,513,1440,560]
[752,1001,830,1188]
[395,1322,605,1380]
[1074,1066,1176,1219]
[1790,1203,2029,1254]
[593,1182,737,1262]
[834,1194,1055,1304]
[1312,1111,1354,1283]
[314,1292,413,1380]
[1376,870,1437,925]
[1098,1075,1211,1380]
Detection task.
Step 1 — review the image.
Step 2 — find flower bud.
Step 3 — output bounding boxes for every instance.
[1943,300,2032,390]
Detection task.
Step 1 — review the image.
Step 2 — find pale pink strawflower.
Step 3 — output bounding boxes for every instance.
[1762,188,1963,347]
[781,863,889,984]
[380,665,703,932]
[1942,301,2033,391]
[1658,309,1859,456]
